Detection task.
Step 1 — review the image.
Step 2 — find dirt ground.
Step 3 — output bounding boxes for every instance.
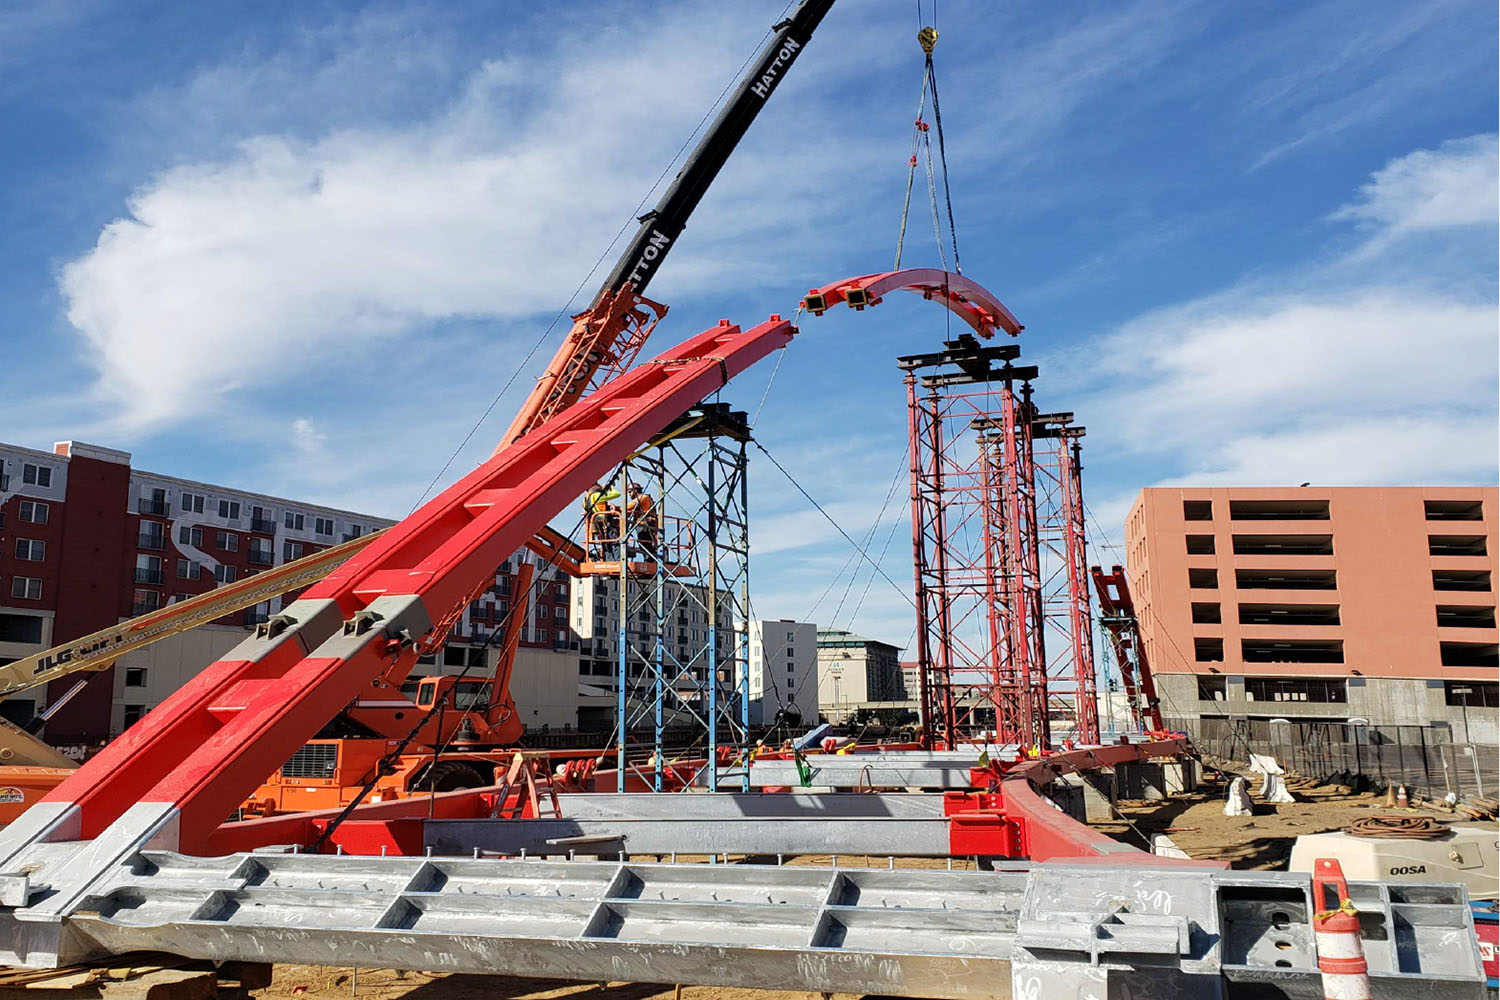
[250,767,1414,1000]
[1098,764,1395,869]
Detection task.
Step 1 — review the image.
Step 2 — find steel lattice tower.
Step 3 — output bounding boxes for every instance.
[902,335,1097,749]
[582,404,752,792]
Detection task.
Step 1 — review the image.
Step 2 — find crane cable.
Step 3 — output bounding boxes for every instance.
[893,16,962,273]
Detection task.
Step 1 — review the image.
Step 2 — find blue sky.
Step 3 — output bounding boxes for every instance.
[2,0,1496,646]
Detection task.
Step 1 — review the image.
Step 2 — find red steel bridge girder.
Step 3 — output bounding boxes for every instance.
[802,268,1023,339]
[29,317,795,849]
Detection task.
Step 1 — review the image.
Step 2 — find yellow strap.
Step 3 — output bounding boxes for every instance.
[1314,897,1359,922]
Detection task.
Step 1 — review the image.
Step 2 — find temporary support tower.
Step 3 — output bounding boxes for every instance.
[582,405,753,792]
[1032,414,1100,744]
[900,337,1046,748]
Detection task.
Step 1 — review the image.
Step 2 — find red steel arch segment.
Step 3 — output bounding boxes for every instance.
[801,268,1022,338]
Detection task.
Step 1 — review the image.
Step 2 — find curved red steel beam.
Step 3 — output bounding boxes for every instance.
[1000,737,1227,868]
[802,268,1023,338]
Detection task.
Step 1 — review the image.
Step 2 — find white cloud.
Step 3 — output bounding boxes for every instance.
[1331,133,1499,254]
[289,418,326,457]
[1072,136,1499,540]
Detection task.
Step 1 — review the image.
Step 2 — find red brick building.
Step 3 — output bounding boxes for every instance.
[0,440,573,742]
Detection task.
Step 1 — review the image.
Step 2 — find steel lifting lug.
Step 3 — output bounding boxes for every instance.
[256,614,296,640]
[343,610,382,637]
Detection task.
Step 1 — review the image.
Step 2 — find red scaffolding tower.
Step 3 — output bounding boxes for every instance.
[903,335,1099,750]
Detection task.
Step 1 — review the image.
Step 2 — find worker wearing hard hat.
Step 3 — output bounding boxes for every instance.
[582,482,621,558]
[625,483,658,559]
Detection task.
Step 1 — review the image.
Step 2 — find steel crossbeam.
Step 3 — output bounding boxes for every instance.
[0,853,1485,997]
[748,753,1009,788]
[428,792,953,857]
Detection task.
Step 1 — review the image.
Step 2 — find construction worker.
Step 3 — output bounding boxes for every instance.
[581,482,621,558]
[625,483,658,558]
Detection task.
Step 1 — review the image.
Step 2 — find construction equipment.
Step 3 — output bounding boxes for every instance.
[1092,563,1166,733]
[233,0,837,810]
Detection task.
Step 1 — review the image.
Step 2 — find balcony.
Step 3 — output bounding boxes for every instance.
[248,550,274,567]
[136,532,166,551]
[134,568,164,585]
[131,600,162,616]
[137,498,168,515]
[250,517,278,534]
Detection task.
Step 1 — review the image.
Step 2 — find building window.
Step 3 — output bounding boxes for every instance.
[283,512,305,531]
[1437,605,1496,629]
[314,517,334,536]
[1235,569,1337,590]
[137,521,166,550]
[217,499,241,520]
[18,501,48,524]
[134,554,162,584]
[537,628,549,644]
[248,539,274,566]
[1188,568,1218,589]
[1241,639,1343,663]
[176,559,200,580]
[283,541,304,561]
[344,525,363,540]
[1439,642,1499,668]
[554,606,566,623]
[1190,602,1221,624]
[1429,535,1487,557]
[1239,603,1341,626]
[1193,638,1224,662]
[21,463,52,488]
[1232,534,1334,555]
[122,704,147,727]
[215,564,237,584]
[1228,499,1330,520]
[1182,500,1213,521]
[1245,677,1346,703]
[1433,569,1491,592]
[10,577,41,600]
[178,525,203,547]
[1196,676,1226,701]
[180,491,205,514]
[216,530,239,552]
[131,589,161,614]
[1425,500,1484,521]
[1445,681,1500,708]
[14,538,44,561]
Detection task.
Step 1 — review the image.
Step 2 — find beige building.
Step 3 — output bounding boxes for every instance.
[1125,486,1498,742]
[816,629,910,723]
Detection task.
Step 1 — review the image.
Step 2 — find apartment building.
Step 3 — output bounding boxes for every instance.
[570,575,734,731]
[816,629,909,723]
[0,440,579,741]
[747,620,819,726]
[1125,486,1499,742]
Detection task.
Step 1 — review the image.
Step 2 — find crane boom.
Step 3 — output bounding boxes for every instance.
[498,0,836,448]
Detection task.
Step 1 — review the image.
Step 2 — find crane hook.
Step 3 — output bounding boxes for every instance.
[918,26,938,54]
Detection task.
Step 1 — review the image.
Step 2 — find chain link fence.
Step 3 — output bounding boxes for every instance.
[1181,717,1496,799]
